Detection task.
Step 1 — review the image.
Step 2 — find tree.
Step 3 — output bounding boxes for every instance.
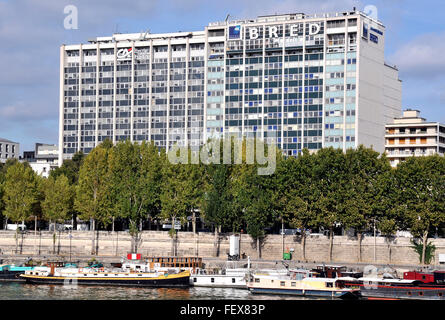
[276,150,318,261]
[341,146,391,262]
[108,140,163,252]
[50,150,85,230]
[231,138,276,259]
[203,160,234,257]
[75,143,112,255]
[394,155,445,264]
[41,174,74,254]
[160,147,191,256]
[311,147,347,262]
[2,162,40,253]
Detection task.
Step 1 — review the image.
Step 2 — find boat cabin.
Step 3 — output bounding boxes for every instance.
[403,270,445,285]
[403,271,435,284]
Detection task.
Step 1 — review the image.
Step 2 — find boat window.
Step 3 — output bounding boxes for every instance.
[138,274,142,276]
[326,282,333,288]
[255,278,260,283]
[419,292,424,296]
[104,274,108,276]
[291,282,296,287]
[94,274,98,276]
[280,281,285,286]
[211,278,215,283]
[438,292,443,297]
[84,274,87,276]
[193,278,197,282]
[232,278,236,283]
[407,291,412,296]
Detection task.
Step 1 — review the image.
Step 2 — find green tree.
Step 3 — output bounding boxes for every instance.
[2,161,40,253]
[341,146,391,262]
[311,147,347,262]
[394,155,445,264]
[75,143,112,255]
[41,174,74,254]
[50,150,85,230]
[162,144,207,256]
[230,138,276,258]
[108,140,163,252]
[277,150,318,261]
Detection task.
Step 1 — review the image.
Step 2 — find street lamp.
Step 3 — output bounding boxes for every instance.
[69,232,73,263]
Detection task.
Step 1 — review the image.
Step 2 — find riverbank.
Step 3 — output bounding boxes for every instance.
[1,230,445,266]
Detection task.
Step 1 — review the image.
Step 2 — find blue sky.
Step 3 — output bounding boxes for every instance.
[0,0,444,153]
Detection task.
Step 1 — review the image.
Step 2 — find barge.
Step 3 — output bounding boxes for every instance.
[20,262,190,287]
[247,269,360,299]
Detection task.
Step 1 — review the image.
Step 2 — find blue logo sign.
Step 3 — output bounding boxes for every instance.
[370,33,378,44]
[229,25,241,39]
[370,27,383,36]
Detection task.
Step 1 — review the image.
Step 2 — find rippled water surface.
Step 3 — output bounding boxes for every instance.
[0,282,319,300]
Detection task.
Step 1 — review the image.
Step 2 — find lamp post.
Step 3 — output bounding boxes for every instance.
[69,232,73,263]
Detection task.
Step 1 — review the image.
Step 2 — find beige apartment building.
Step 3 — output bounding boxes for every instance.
[385,109,445,167]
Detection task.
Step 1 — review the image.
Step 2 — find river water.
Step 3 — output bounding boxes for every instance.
[0,282,317,300]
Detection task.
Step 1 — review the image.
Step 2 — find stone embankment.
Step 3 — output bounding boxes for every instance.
[1,230,445,272]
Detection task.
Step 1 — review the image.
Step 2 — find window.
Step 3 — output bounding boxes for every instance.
[232,278,236,283]
[211,278,215,283]
[280,281,285,286]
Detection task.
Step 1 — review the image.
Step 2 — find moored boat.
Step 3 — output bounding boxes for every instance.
[247,269,359,299]
[340,276,445,300]
[20,261,190,287]
[0,264,34,281]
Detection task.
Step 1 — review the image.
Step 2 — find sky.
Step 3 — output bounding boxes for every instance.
[0,0,444,153]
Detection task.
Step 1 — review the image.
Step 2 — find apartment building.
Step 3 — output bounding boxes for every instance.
[385,109,445,167]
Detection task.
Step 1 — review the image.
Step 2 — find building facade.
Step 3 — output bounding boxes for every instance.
[59,10,402,163]
[0,138,19,163]
[385,109,445,167]
[22,143,59,177]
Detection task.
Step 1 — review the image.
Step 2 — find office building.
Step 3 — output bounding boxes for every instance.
[59,10,402,163]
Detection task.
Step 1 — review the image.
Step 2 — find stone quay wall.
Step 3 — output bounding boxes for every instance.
[0,230,444,266]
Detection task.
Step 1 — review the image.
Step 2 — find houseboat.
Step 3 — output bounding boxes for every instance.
[20,261,190,287]
[247,269,360,299]
[340,276,445,300]
[0,264,34,281]
[124,254,250,288]
[403,270,445,286]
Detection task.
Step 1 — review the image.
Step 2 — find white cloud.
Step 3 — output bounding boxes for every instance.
[389,31,445,79]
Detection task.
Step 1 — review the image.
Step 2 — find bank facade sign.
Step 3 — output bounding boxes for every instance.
[228,22,322,41]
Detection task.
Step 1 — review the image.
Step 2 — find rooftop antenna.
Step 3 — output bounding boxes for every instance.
[225,14,230,22]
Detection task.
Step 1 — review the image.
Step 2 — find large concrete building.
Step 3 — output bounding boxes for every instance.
[385,109,445,167]
[0,138,19,163]
[59,10,402,163]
